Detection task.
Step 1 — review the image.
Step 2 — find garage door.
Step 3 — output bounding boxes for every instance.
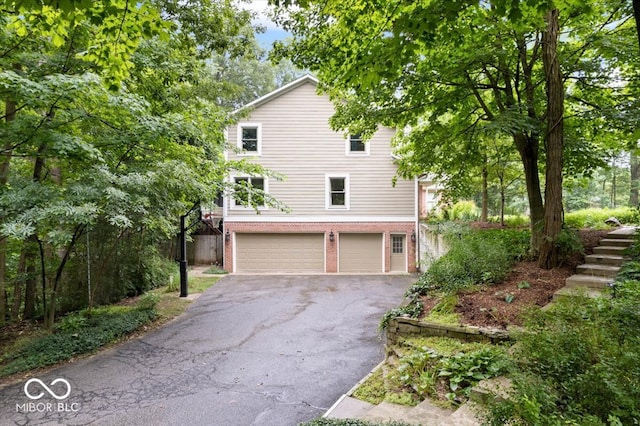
[236,233,324,273]
[339,233,383,273]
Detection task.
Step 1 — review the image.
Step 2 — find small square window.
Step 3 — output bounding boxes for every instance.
[326,174,349,209]
[237,123,261,155]
[350,134,365,152]
[346,133,369,155]
[233,177,265,207]
[392,236,404,254]
[242,128,258,152]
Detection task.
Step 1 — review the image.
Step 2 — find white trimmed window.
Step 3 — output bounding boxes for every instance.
[237,123,262,155]
[346,133,369,155]
[232,176,267,208]
[326,174,350,209]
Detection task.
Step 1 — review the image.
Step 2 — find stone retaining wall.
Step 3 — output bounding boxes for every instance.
[386,317,511,345]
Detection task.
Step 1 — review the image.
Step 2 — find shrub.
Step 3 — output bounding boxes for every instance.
[442,200,480,222]
[565,207,640,229]
[0,307,157,377]
[484,280,640,425]
[413,228,529,295]
[382,228,530,329]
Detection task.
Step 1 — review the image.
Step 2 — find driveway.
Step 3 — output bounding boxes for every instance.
[0,274,414,426]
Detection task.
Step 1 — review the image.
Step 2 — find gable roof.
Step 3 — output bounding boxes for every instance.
[234,74,319,114]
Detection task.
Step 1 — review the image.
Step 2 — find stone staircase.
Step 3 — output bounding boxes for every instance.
[553,227,636,300]
[325,394,482,425]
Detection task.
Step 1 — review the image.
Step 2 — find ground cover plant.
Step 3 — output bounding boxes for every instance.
[352,336,509,408]
[0,271,220,381]
[0,302,158,378]
[484,278,640,425]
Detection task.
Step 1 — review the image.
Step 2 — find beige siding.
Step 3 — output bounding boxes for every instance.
[227,81,415,218]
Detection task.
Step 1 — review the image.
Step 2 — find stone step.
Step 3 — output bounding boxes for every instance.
[565,274,613,289]
[408,398,454,425]
[438,402,481,426]
[584,254,626,266]
[593,246,628,256]
[553,286,605,301]
[360,401,417,424]
[606,227,637,239]
[598,238,634,248]
[576,263,620,278]
[323,395,374,420]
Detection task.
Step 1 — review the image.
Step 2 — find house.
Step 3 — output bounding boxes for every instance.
[222,75,419,273]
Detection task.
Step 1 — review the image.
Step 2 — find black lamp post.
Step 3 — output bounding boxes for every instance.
[178,202,202,298]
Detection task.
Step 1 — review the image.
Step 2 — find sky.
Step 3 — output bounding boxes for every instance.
[238,0,291,49]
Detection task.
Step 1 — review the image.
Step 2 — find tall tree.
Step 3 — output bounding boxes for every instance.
[272,0,632,266]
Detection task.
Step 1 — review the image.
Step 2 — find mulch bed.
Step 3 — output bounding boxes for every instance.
[420,228,610,329]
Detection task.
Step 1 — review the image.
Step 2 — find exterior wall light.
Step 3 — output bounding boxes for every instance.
[329,231,335,242]
[225,230,230,243]
[411,231,416,242]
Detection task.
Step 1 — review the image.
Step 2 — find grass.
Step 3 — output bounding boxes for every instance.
[0,274,221,380]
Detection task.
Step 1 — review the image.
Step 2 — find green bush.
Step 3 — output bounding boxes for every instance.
[442,200,480,222]
[0,307,157,377]
[488,214,530,227]
[411,228,530,295]
[484,280,640,425]
[565,207,640,229]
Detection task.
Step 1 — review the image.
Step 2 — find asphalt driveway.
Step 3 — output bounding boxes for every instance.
[0,274,414,426]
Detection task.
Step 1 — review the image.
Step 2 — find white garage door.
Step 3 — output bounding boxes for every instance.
[339,233,383,273]
[236,233,324,273]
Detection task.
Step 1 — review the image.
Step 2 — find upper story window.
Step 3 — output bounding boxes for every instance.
[326,174,349,209]
[233,176,266,208]
[237,123,262,155]
[346,133,369,155]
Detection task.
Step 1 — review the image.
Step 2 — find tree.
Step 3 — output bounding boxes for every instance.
[0,0,279,326]
[271,0,632,267]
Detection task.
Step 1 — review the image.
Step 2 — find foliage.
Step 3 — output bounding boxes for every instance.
[379,300,423,331]
[441,200,480,222]
[0,306,157,377]
[488,215,530,228]
[394,337,509,405]
[484,280,640,425]
[272,0,634,267]
[137,292,160,311]
[564,207,640,229]
[381,228,529,329]
[411,229,529,295]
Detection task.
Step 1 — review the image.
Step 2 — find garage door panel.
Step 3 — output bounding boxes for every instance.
[236,233,324,273]
[339,233,383,273]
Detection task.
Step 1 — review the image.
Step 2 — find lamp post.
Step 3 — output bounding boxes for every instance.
[178,202,202,298]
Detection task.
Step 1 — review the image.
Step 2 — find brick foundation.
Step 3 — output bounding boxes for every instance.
[223,221,417,273]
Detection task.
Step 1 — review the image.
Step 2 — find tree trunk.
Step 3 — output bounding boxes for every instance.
[481,162,489,222]
[10,250,27,321]
[630,151,639,206]
[0,98,17,325]
[538,9,565,269]
[500,176,506,227]
[23,240,37,320]
[513,133,544,252]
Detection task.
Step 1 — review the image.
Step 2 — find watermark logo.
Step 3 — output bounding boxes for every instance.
[16,377,80,413]
[24,378,71,400]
